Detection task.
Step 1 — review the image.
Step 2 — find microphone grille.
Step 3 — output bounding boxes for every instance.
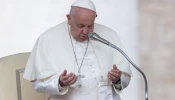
[88,32,95,37]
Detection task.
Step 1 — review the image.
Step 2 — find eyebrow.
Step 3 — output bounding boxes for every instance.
[77,24,94,26]
[77,24,84,26]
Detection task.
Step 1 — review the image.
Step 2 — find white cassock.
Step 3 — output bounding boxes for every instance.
[23,21,132,100]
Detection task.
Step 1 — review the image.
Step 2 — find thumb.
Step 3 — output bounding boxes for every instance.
[62,69,67,76]
[113,64,118,69]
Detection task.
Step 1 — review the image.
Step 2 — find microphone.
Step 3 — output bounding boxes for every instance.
[88,32,148,100]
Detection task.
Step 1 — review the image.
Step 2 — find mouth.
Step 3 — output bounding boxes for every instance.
[80,35,88,40]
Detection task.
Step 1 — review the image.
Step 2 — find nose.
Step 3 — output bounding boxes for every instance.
[83,27,89,35]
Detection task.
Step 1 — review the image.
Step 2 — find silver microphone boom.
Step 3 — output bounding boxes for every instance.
[88,32,148,100]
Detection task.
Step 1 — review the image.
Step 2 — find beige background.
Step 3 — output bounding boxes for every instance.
[139,0,175,100]
[0,53,45,100]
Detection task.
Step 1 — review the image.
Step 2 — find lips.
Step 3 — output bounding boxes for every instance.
[80,35,88,39]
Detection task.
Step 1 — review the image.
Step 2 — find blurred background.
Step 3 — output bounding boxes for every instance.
[139,0,175,100]
[0,0,174,100]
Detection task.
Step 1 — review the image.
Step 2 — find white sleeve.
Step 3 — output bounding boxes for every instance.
[112,73,131,94]
[31,74,69,95]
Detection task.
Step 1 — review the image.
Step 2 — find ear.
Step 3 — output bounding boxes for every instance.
[66,14,71,25]
[96,14,98,17]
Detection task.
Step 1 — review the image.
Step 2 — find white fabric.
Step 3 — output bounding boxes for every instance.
[113,73,131,93]
[23,21,132,82]
[32,74,69,95]
[32,74,130,100]
[31,40,129,100]
[23,20,132,99]
[71,0,96,12]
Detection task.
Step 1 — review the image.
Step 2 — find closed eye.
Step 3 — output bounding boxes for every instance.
[77,24,84,28]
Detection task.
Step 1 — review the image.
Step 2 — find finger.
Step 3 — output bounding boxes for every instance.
[109,72,121,81]
[65,73,75,83]
[69,76,78,85]
[62,72,73,80]
[113,64,118,70]
[108,72,115,80]
[111,69,118,73]
[111,69,122,74]
[62,69,67,76]
[109,73,118,82]
[108,74,112,81]
[109,71,120,78]
[60,74,74,86]
[118,70,122,75]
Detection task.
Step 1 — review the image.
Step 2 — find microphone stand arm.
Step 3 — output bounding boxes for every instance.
[89,33,148,100]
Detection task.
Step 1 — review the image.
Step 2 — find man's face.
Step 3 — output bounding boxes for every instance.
[67,8,96,42]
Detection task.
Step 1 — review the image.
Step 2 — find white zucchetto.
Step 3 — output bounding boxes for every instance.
[71,0,96,12]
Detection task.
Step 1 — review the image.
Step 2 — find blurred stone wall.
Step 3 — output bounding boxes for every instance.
[139,0,175,100]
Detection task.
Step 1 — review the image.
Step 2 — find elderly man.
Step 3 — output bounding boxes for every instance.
[23,0,132,100]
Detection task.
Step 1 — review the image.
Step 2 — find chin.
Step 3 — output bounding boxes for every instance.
[79,38,88,42]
